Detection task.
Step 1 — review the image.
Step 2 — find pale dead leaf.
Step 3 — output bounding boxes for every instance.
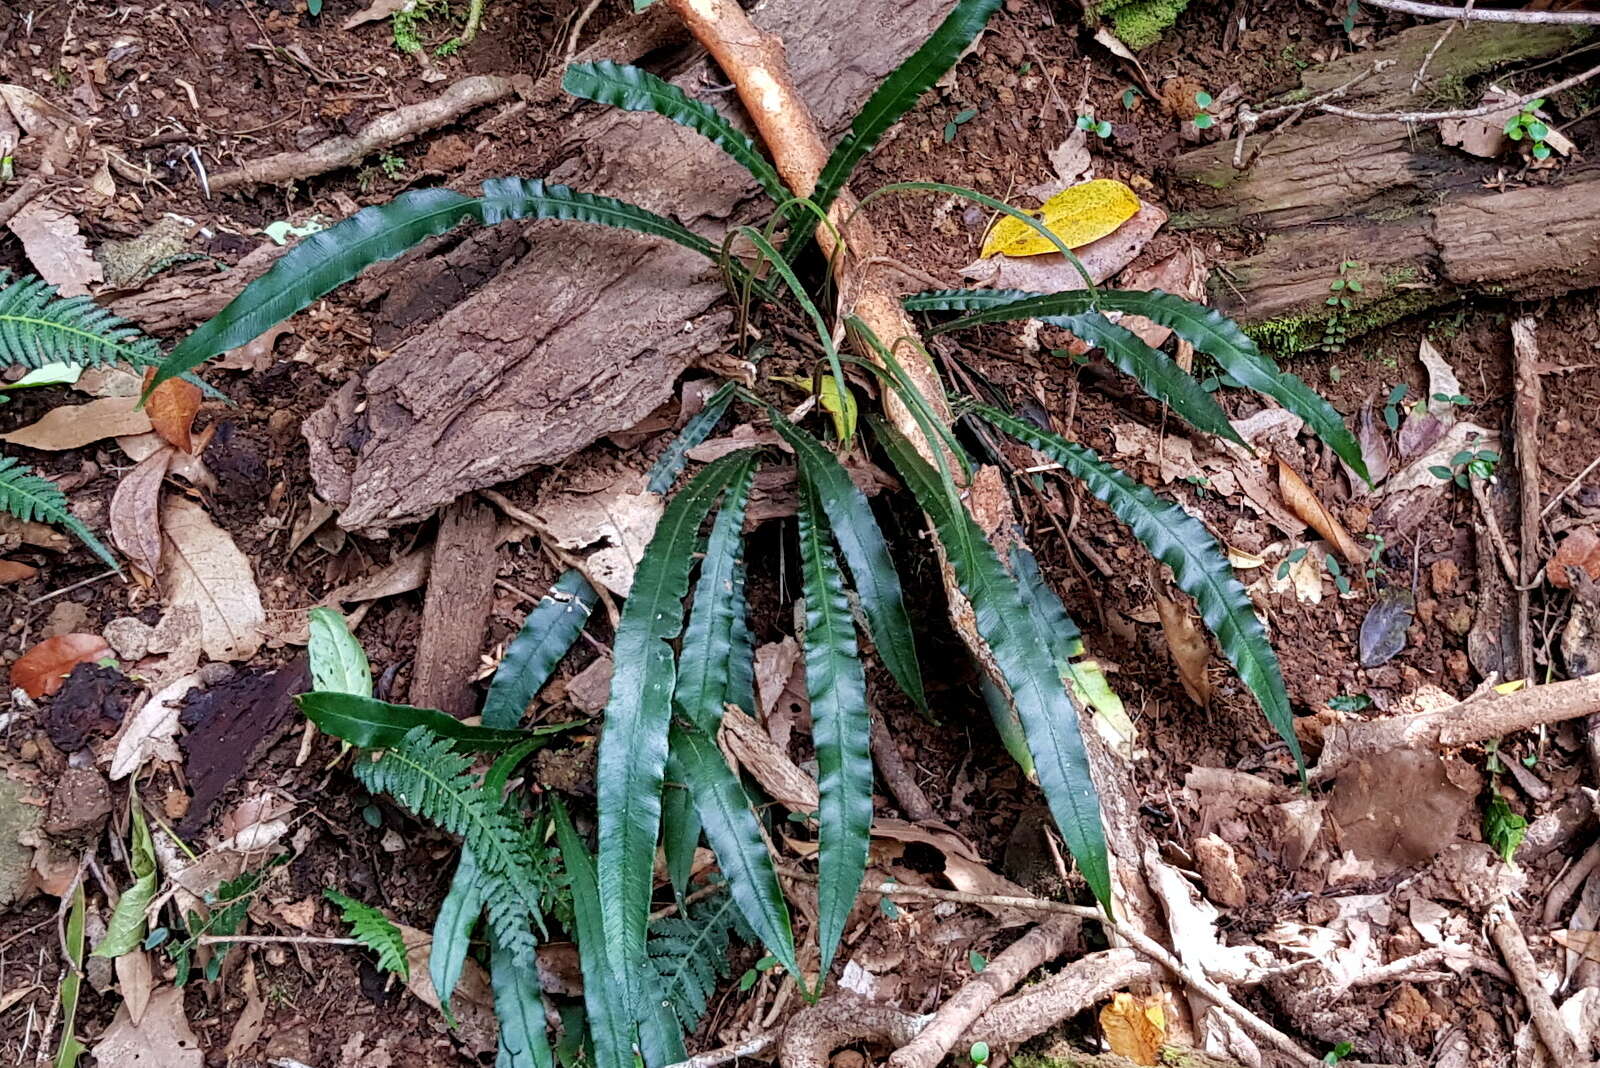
[1417,338,1461,423]
[224,957,266,1061]
[1277,460,1362,564]
[1100,992,1167,1065]
[328,549,430,604]
[343,0,413,29]
[960,200,1168,293]
[8,202,102,296]
[1380,421,1498,499]
[1552,929,1600,964]
[0,84,77,135]
[90,985,202,1068]
[215,322,293,373]
[110,447,173,579]
[276,897,319,930]
[159,497,265,662]
[1155,594,1211,707]
[0,395,152,449]
[1023,128,1092,201]
[1114,248,1204,349]
[396,924,497,1055]
[115,949,154,1026]
[108,672,201,780]
[1549,528,1600,589]
[533,475,663,597]
[288,495,337,554]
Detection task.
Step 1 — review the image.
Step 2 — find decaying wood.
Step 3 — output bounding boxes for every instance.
[1489,900,1579,1065]
[304,0,955,531]
[1172,21,1600,336]
[411,496,500,718]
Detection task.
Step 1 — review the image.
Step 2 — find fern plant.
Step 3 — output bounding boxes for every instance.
[172,1,1364,1064]
[648,890,749,1034]
[325,889,410,980]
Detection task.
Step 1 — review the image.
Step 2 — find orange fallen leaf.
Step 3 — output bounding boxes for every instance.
[0,560,37,584]
[1548,527,1600,589]
[10,633,114,698]
[141,368,203,454]
[1100,991,1167,1065]
[1277,459,1364,565]
[1155,594,1211,708]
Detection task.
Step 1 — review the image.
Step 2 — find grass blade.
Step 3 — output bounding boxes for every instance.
[553,799,634,1068]
[812,0,1003,213]
[674,459,758,731]
[595,450,760,1012]
[872,417,1110,909]
[795,469,872,977]
[970,403,1304,775]
[483,571,598,729]
[296,692,570,752]
[431,849,484,1018]
[563,62,789,204]
[491,926,555,1068]
[669,723,798,980]
[915,287,1366,482]
[770,410,926,712]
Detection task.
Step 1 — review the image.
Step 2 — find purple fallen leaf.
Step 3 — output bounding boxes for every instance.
[1359,586,1415,668]
[1354,398,1392,487]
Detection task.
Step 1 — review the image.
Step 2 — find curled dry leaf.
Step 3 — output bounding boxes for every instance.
[1277,459,1363,565]
[109,672,202,781]
[1154,594,1211,708]
[110,447,173,579]
[159,497,265,662]
[10,633,113,698]
[0,395,152,450]
[1548,528,1600,589]
[1352,397,1392,489]
[140,370,202,454]
[1099,992,1167,1066]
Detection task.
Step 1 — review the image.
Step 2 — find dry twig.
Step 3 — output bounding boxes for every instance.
[1489,900,1578,1065]
[1364,0,1600,24]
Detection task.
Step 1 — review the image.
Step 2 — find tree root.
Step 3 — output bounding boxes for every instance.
[208,75,518,192]
[775,951,1152,1068]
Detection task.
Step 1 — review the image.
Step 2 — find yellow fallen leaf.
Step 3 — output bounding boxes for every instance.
[818,375,857,444]
[1100,991,1166,1065]
[1493,678,1527,694]
[981,178,1140,258]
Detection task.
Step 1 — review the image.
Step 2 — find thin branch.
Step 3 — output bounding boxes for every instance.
[1411,0,1472,94]
[1489,900,1578,1064]
[1364,0,1600,24]
[1319,59,1600,122]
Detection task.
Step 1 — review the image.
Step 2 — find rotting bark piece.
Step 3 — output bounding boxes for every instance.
[411,496,501,720]
[304,0,956,532]
[177,659,309,836]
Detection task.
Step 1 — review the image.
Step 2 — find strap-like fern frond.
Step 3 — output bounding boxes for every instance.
[324,889,409,980]
[0,271,163,372]
[648,891,742,1033]
[0,457,117,570]
[353,726,542,960]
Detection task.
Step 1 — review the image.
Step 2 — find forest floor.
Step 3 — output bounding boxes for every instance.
[2,0,1600,1066]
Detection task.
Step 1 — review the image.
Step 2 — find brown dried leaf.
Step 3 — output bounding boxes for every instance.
[397,923,498,1055]
[159,497,265,662]
[1548,528,1600,589]
[1277,459,1363,564]
[1100,992,1167,1066]
[0,560,37,584]
[7,202,102,296]
[343,0,412,29]
[114,949,154,1027]
[0,396,152,449]
[0,84,77,136]
[1353,397,1392,489]
[1552,929,1600,964]
[1115,248,1204,350]
[90,985,202,1068]
[1154,595,1211,708]
[223,957,266,1060]
[140,370,202,454]
[9,633,112,698]
[110,447,173,579]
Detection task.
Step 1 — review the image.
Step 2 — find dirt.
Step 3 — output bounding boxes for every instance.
[3,0,1600,1064]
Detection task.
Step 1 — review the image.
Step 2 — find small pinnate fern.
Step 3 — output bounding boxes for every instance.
[649,891,747,1033]
[0,457,116,569]
[0,270,163,372]
[325,889,410,980]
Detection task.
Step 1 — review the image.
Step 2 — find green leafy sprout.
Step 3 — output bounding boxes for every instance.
[1430,447,1500,489]
[1192,89,1214,129]
[1076,109,1113,139]
[1504,98,1553,162]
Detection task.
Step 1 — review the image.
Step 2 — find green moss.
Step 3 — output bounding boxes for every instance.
[1089,0,1192,50]
[1246,285,1448,357]
[1278,87,1311,105]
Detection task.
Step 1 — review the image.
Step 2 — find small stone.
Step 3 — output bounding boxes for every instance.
[831,1052,866,1068]
[1194,834,1247,907]
[163,789,190,820]
[45,766,111,836]
[564,657,613,715]
[102,616,154,661]
[43,601,90,638]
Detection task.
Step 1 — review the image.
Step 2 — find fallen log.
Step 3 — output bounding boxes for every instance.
[1170,20,1600,351]
[301,0,954,533]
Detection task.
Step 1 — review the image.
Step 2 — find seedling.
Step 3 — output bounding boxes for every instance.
[1276,546,1309,580]
[1076,109,1113,139]
[1432,390,1470,408]
[1504,98,1553,161]
[1328,693,1372,713]
[1430,448,1499,488]
[944,107,978,143]
[968,949,988,972]
[1324,1041,1354,1065]
[1121,86,1142,110]
[380,153,406,179]
[1382,383,1407,431]
[737,954,780,992]
[1192,90,1215,129]
[1320,261,1362,351]
[1362,533,1386,582]
[1325,553,1351,596]
[970,1042,991,1066]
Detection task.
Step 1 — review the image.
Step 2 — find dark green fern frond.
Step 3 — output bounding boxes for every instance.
[353,726,543,960]
[0,457,117,570]
[648,890,744,1032]
[324,889,410,980]
[0,271,163,371]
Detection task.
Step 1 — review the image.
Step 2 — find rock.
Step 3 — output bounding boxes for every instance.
[1194,834,1247,908]
[44,767,111,836]
[103,616,155,661]
[564,657,613,715]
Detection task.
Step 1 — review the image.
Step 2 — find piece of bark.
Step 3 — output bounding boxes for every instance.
[177,660,309,836]
[1171,22,1600,337]
[411,497,501,719]
[305,0,955,532]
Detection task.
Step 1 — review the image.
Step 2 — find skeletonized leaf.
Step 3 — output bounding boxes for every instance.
[873,418,1110,910]
[980,180,1141,258]
[797,461,876,977]
[969,404,1305,776]
[109,447,171,579]
[483,570,598,729]
[595,451,759,1010]
[669,723,798,980]
[10,632,112,699]
[771,411,926,713]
